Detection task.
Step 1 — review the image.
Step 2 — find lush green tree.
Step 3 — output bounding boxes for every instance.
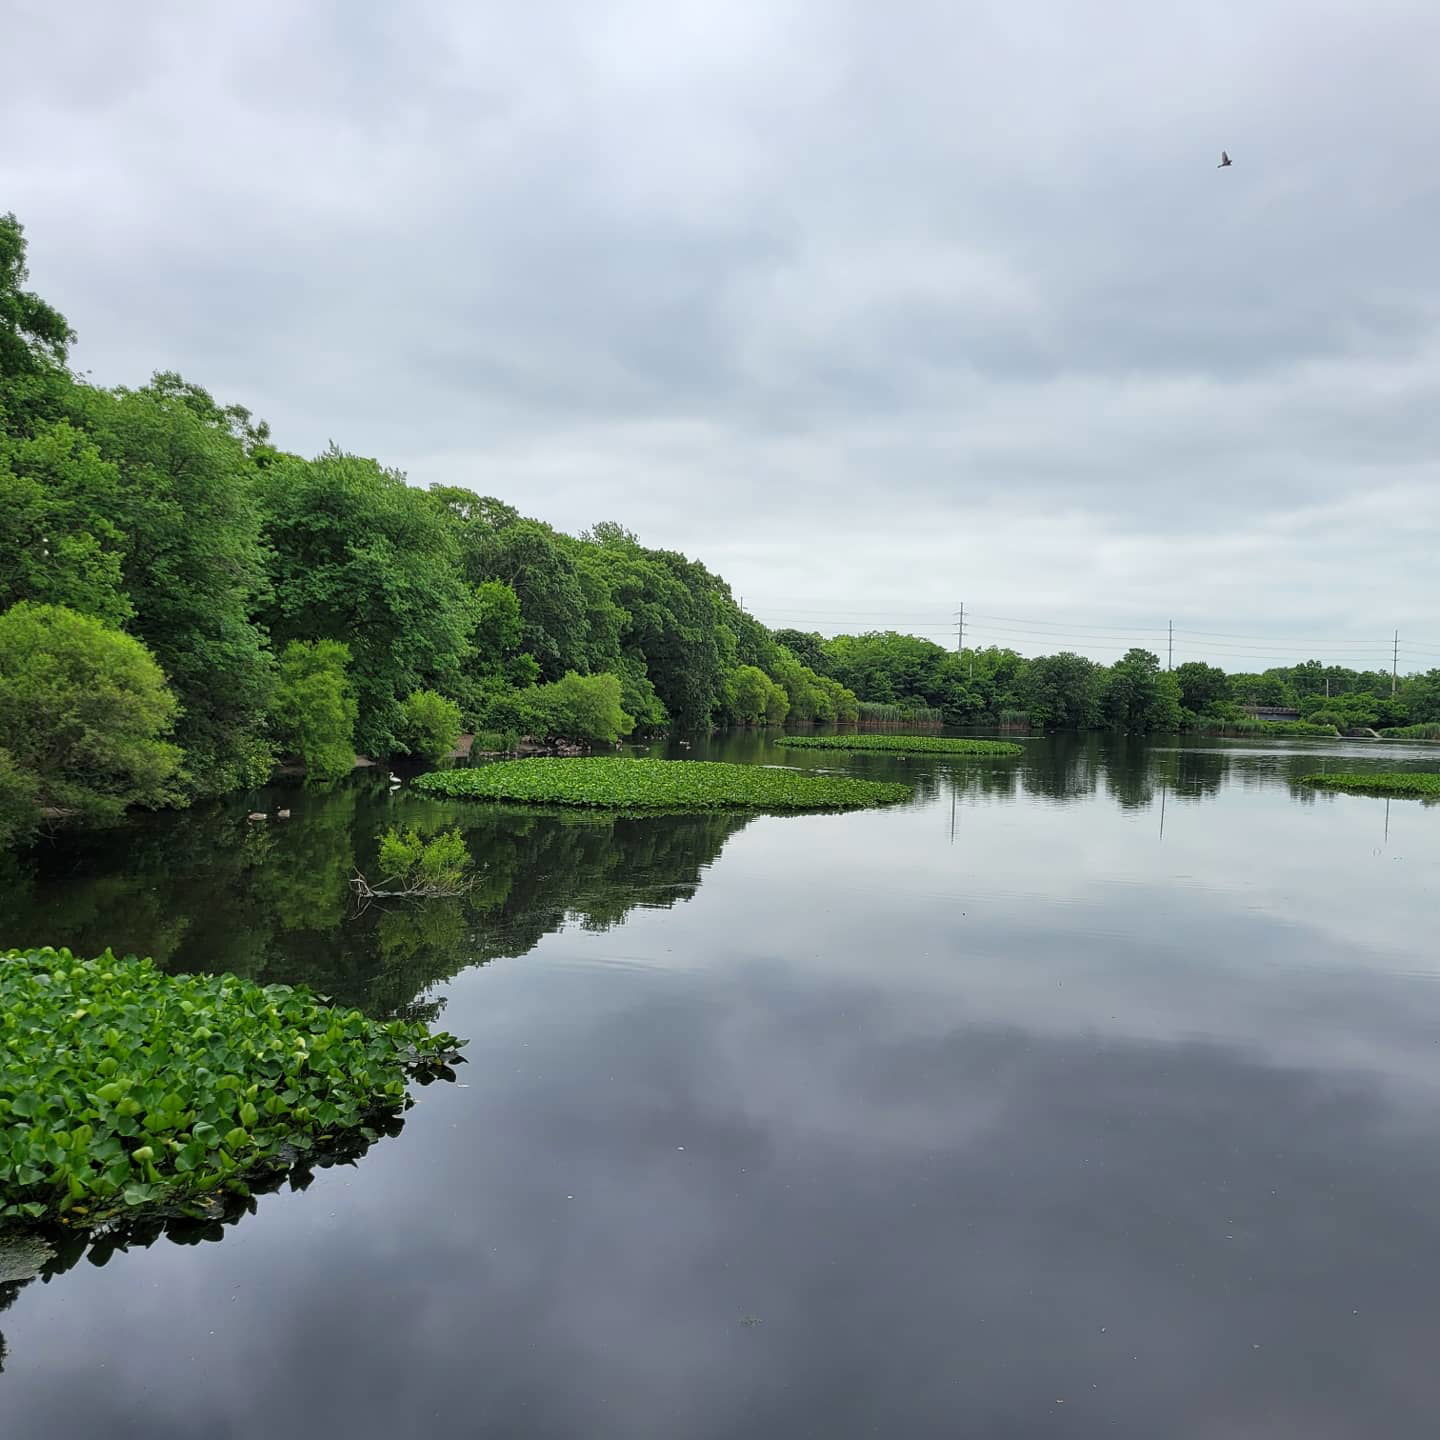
[1102,649,1183,733]
[724,665,790,725]
[76,380,275,792]
[771,629,830,675]
[578,537,725,729]
[0,213,74,438]
[0,422,130,625]
[399,689,463,762]
[513,671,635,746]
[431,488,590,680]
[0,603,181,837]
[1174,661,1230,715]
[1401,669,1440,723]
[260,451,478,756]
[271,639,358,781]
[1020,652,1103,730]
[1228,671,1292,707]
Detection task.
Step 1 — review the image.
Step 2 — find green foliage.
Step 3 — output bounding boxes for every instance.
[1378,723,1440,740]
[75,380,276,795]
[724,665,789,725]
[771,629,831,675]
[1020,652,1102,730]
[414,758,912,811]
[375,826,472,893]
[0,747,39,849]
[0,603,181,832]
[0,422,130,625]
[258,450,478,757]
[855,701,944,725]
[271,640,357,781]
[1196,717,1339,738]
[398,690,463,762]
[1301,772,1440,798]
[483,671,635,747]
[0,946,463,1229]
[473,729,521,754]
[0,213,74,437]
[777,735,1024,756]
[770,648,858,723]
[1174,661,1230,716]
[1101,649,1182,734]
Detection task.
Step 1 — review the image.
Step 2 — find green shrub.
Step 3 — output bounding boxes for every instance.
[473,729,520,754]
[481,671,636,747]
[374,826,471,894]
[777,735,1024,756]
[413,758,911,811]
[0,601,182,832]
[855,702,944,725]
[398,689,463,762]
[1378,723,1440,740]
[0,947,463,1229]
[724,665,790,726]
[271,639,357,780]
[1197,717,1338,738]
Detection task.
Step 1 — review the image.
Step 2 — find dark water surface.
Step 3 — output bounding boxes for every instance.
[3,733,1439,1438]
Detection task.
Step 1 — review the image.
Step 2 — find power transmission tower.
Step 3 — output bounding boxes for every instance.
[955,602,964,654]
[1393,630,1399,696]
[1167,620,1173,671]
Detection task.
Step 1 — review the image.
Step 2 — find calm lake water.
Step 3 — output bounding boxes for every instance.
[3,733,1439,1438]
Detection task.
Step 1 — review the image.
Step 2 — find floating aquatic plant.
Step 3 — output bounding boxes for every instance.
[1301,772,1440,798]
[0,948,463,1230]
[413,758,911,811]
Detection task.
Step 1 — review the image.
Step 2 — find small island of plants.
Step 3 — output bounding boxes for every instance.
[0,948,463,1230]
[776,735,1025,757]
[413,758,912,811]
[1300,772,1440,799]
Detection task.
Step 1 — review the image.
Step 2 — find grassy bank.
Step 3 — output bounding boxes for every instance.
[776,735,1024,757]
[1377,724,1440,741]
[1301,772,1440,798]
[1197,718,1340,738]
[414,758,912,811]
[0,948,462,1230]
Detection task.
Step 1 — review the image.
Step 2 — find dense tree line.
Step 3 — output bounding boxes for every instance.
[775,627,1439,734]
[3,212,1435,846]
[0,215,854,844]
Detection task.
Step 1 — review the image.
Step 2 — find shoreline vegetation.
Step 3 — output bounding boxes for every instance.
[413,758,913,811]
[776,735,1024,757]
[4,209,1440,848]
[0,948,463,1233]
[1301,772,1440,799]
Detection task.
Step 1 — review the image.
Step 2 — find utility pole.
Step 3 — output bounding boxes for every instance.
[955,602,965,654]
[1393,630,1399,696]
[1167,620,1173,671]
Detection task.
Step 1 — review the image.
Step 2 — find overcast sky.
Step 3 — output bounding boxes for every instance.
[5,0,1438,671]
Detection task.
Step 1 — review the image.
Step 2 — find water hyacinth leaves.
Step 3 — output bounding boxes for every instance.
[1301,772,1440,799]
[0,948,464,1230]
[776,735,1024,757]
[414,758,911,811]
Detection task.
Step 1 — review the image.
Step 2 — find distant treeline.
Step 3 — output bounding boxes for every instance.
[4,211,1438,846]
[779,628,1437,737]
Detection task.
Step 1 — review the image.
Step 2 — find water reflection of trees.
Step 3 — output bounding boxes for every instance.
[0,775,754,1019]
[935,734,1379,810]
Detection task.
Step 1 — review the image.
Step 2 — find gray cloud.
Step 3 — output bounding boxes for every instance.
[4,0,1438,664]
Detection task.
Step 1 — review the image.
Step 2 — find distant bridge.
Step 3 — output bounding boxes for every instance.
[1242,705,1301,721]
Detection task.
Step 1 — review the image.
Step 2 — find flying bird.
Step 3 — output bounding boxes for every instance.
[1218,150,1232,168]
